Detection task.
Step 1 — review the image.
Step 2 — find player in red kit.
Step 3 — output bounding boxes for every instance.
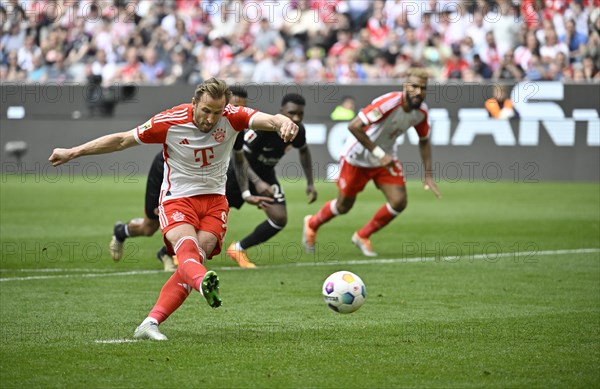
[49,78,298,340]
[302,68,441,257]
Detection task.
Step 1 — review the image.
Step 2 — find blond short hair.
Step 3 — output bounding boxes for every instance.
[405,68,429,81]
[194,78,232,104]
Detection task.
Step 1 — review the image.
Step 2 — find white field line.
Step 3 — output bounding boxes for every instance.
[94,339,139,344]
[0,269,162,282]
[1,248,598,282]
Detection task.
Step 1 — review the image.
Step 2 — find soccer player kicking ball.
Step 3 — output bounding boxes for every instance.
[303,68,441,257]
[108,86,267,271]
[49,78,298,340]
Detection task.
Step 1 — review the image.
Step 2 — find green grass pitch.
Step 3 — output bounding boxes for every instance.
[1,173,599,388]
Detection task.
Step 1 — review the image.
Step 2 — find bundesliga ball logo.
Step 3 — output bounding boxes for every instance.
[322,271,366,314]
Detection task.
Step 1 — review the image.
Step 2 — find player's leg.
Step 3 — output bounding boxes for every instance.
[227,178,285,268]
[111,152,164,261]
[303,159,367,253]
[352,163,407,257]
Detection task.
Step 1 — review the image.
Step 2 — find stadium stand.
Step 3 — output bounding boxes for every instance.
[1,0,599,84]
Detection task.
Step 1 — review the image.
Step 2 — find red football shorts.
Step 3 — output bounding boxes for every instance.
[337,157,405,197]
[159,194,229,259]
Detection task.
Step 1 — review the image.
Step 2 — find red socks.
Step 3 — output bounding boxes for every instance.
[148,237,207,324]
[357,203,399,239]
[149,271,190,324]
[174,237,207,292]
[309,200,339,230]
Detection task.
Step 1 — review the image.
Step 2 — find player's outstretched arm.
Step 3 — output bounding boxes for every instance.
[49,130,138,166]
[418,138,441,199]
[251,113,298,142]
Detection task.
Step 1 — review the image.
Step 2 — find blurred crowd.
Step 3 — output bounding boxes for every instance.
[1,0,599,85]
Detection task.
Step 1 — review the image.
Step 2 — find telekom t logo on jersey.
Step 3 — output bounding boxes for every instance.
[194,147,214,167]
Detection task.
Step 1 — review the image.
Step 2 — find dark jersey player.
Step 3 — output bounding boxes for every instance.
[225,93,317,267]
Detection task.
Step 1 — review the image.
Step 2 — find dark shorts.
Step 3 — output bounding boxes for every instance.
[226,164,285,209]
[145,152,164,220]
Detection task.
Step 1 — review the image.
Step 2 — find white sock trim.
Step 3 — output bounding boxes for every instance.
[124,224,130,237]
[267,218,284,230]
[174,236,200,252]
[385,203,400,216]
[330,200,339,215]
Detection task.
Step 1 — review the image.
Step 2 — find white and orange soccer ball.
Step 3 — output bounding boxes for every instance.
[322,271,366,314]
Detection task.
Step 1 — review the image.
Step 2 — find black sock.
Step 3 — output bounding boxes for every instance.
[114,223,128,242]
[240,220,282,249]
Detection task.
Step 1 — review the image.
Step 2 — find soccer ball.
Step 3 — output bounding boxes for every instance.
[322,271,366,314]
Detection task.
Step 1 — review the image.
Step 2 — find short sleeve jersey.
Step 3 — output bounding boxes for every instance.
[134,103,257,202]
[342,92,430,168]
[242,123,307,169]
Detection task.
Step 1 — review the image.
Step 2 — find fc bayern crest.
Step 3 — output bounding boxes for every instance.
[172,211,185,222]
[212,128,226,143]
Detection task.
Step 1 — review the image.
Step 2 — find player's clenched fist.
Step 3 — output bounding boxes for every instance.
[278,121,299,142]
[49,148,74,166]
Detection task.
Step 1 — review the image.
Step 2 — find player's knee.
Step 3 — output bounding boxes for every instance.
[270,215,287,228]
[336,202,353,214]
[390,197,407,213]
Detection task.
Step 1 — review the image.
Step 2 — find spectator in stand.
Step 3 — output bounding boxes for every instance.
[493,49,525,81]
[356,28,380,65]
[440,45,470,80]
[422,32,450,79]
[45,51,73,84]
[465,10,488,53]
[335,49,367,83]
[365,2,390,49]
[369,53,395,80]
[119,46,144,83]
[540,28,569,65]
[582,55,600,81]
[17,34,41,72]
[280,0,322,49]
[444,2,469,46]
[163,47,194,85]
[525,54,546,81]
[90,49,117,86]
[459,36,477,64]
[305,46,325,81]
[342,0,372,30]
[253,17,286,55]
[4,50,26,81]
[140,47,166,84]
[564,0,590,38]
[472,54,493,79]
[252,45,286,83]
[328,29,360,58]
[561,18,588,63]
[514,30,540,72]
[1,21,26,54]
[26,54,47,82]
[582,31,600,70]
[400,27,424,66]
[199,31,234,79]
[486,0,520,57]
[481,31,501,71]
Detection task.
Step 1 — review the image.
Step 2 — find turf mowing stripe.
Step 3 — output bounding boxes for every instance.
[1,248,598,282]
